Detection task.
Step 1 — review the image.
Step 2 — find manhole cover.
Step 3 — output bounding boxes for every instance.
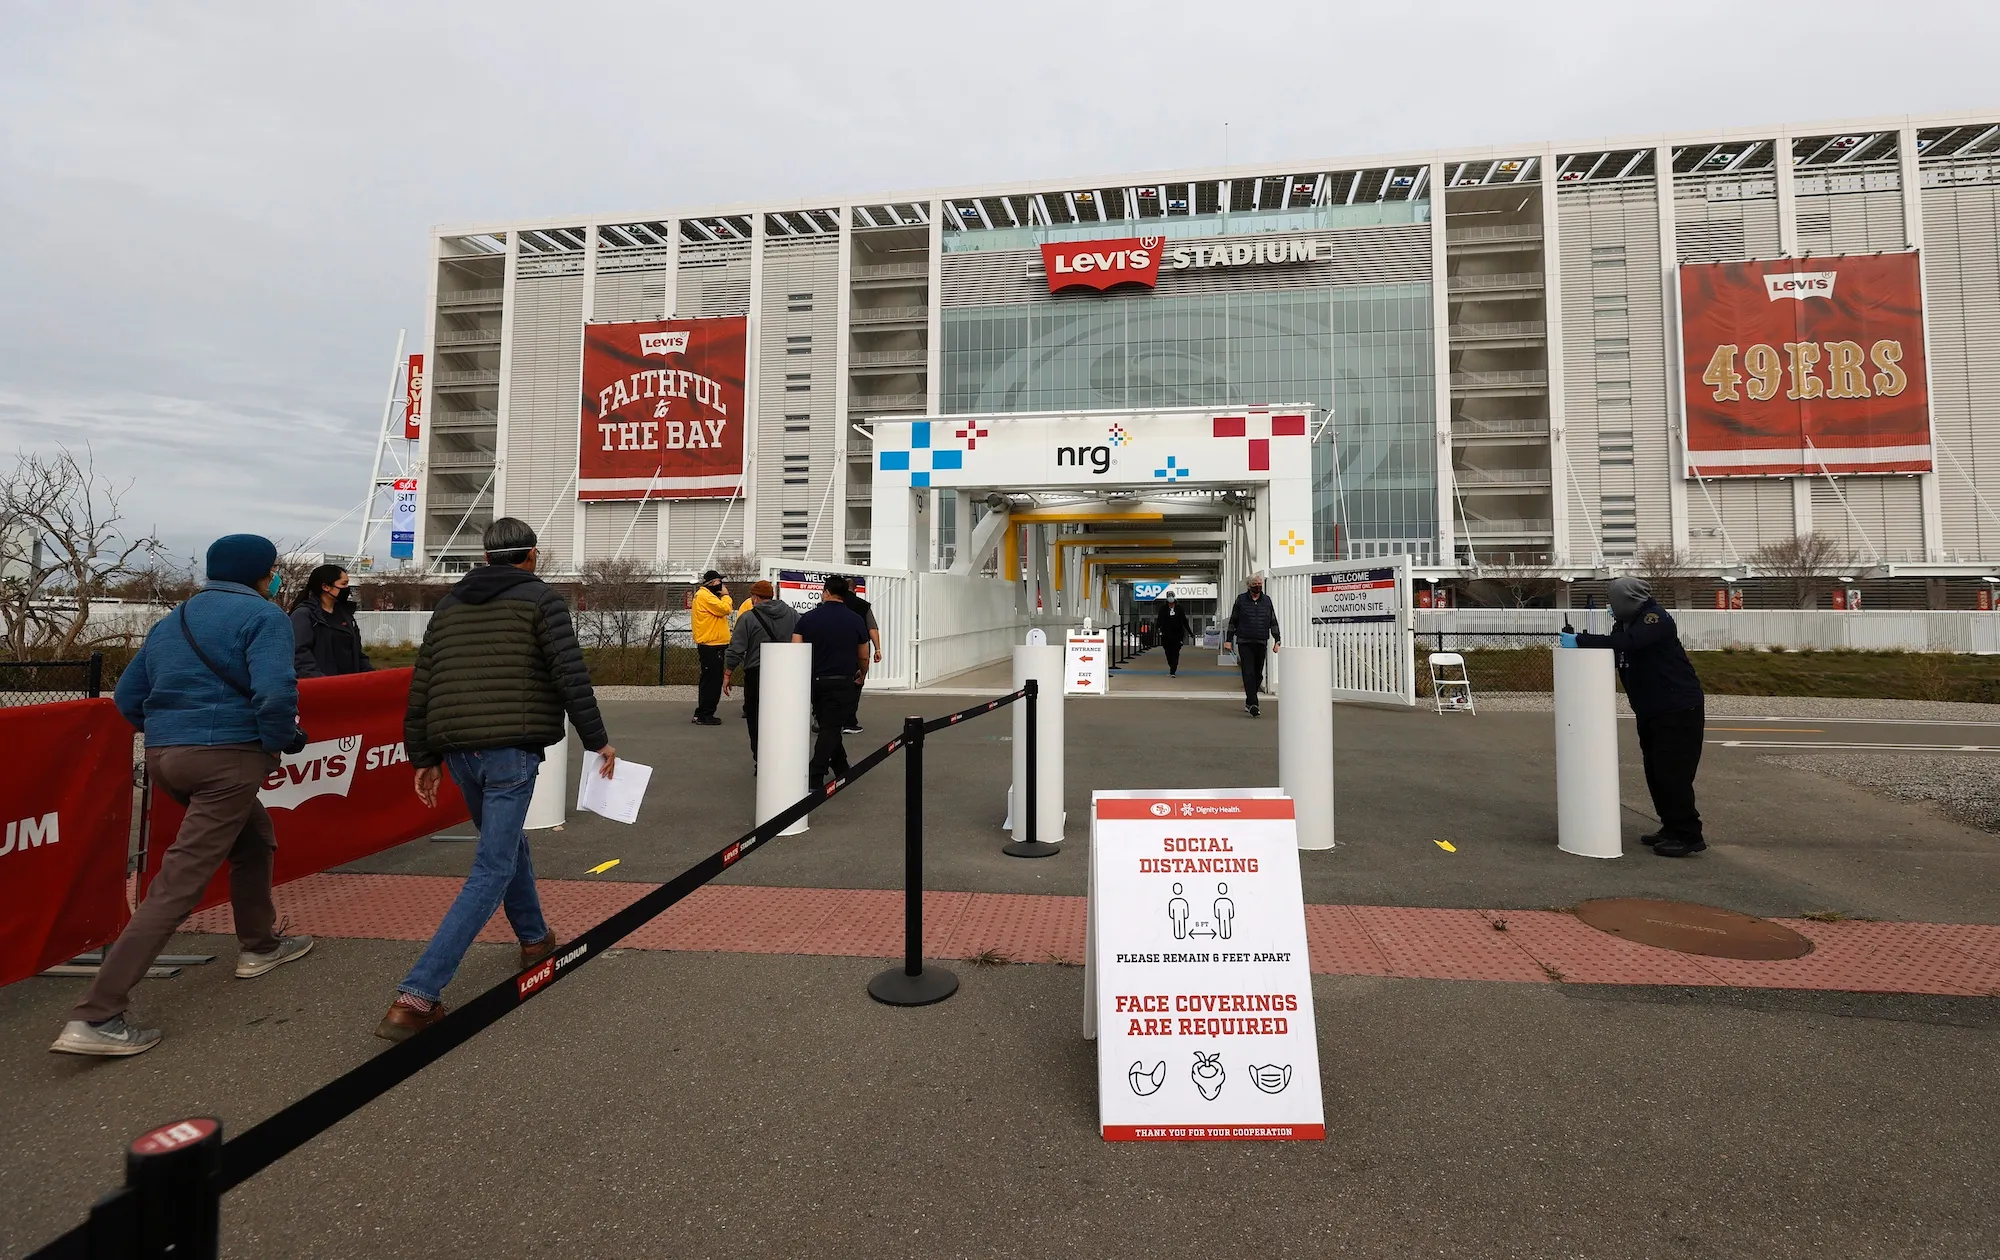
[1573,898,1813,960]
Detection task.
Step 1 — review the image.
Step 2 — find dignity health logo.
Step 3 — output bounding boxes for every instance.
[639,330,691,356]
[1764,271,1837,301]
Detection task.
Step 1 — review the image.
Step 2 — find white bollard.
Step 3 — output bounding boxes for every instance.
[524,724,569,831]
[756,642,812,836]
[1010,643,1065,848]
[1278,643,1336,850]
[1554,647,1621,858]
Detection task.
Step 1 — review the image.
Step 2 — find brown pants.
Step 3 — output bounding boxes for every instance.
[72,744,282,1023]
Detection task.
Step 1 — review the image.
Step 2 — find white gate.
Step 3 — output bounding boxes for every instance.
[1265,556,1415,706]
[759,562,916,690]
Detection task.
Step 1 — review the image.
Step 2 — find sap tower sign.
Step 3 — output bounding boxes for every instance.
[868,405,1319,573]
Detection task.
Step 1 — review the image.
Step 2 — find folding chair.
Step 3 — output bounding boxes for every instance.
[1428,651,1475,714]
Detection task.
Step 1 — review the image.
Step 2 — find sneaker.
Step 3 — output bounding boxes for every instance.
[1638,831,1665,847]
[375,996,449,1042]
[1652,836,1708,858]
[50,1014,161,1057]
[519,932,558,970]
[1248,704,1261,718]
[235,935,314,979]
[696,716,724,726]
[842,724,864,735]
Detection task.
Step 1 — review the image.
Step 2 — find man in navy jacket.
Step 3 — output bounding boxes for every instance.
[1569,576,1707,857]
[52,534,313,1057]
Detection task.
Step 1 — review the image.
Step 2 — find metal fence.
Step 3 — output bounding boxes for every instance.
[1417,632,1558,696]
[0,654,105,707]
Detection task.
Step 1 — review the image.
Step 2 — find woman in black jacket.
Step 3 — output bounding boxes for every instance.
[289,564,373,677]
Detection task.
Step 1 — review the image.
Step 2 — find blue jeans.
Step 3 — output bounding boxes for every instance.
[399,747,549,1002]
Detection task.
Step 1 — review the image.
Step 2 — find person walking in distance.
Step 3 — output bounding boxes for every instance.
[377,518,617,1041]
[52,534,312,1057]
[1155,592,1191,678]
[289,563,373,678]
[1222,574,1281,717]
[690,569,734,726]
[723,579,800,767]
[1567,576,1708,857]
[791,574,870,788]
[839,582,882,734]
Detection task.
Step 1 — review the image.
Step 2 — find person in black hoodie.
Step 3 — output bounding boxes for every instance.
[377,518,618,1041]
[1569,575,1707,857]
[1154,593,1191,678]
[289,564,373,677]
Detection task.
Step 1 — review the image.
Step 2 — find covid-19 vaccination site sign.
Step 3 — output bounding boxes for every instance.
[1087,789,1324,1141]
[1311,567,1397,625]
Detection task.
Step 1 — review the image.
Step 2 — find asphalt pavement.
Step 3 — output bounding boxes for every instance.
[6,942,1995,1259]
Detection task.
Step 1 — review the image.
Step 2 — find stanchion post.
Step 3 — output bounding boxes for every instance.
[657,623,666,686]
[1004,676,1060,858]
[869,717,959,1006]
[114,1117,222,1259]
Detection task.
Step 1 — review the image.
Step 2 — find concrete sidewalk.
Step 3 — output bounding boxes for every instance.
[5,942,1995,1258]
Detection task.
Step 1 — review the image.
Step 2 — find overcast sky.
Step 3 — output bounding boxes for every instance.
[1,0,1992,559]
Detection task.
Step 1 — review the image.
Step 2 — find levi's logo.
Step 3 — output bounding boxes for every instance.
[516,957,554,999]
[1042,237,1162,293]
[722,842,741,867]
[639,330,690,355]
[260,736,362,812]
[1764,271,1837,301]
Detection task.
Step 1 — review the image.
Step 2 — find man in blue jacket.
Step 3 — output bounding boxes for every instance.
[51,534,313,1057]
[1567,576,1708,857]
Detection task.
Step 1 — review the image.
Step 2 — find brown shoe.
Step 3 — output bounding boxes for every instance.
[375,998,448,1043]
[519,933,558,970]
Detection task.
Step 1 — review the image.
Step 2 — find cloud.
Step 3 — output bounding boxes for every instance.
[1,0,1992,554]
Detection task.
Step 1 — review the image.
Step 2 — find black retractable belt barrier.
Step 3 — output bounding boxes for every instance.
[29,684,1033,1260]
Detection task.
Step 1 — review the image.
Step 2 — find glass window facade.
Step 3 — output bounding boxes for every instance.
[940,284,1437,561]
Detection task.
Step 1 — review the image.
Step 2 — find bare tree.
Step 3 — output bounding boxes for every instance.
[1632,544,1701,609]
[1462,562,1568,609]
[108,553,201,606]
[575,557,668,649]
[1,447,163,656]
[1751,531,1853,609]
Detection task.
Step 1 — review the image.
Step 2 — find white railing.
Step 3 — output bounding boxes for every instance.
[1460,517,1554,534]
[1451,369,1549,388]
[1446,272,1544,290]
[439,288,503,306]
[1447,224,1543,244]
[1265,558,1416,706]
[850,350,928,367]
[851,261,930,282]
[1418,609,2000,654]
[1453,466,1552,485]
[851,305,930,323]
[912,572,1031,686]
[1448,321,1547,339]
[756,561,916,690]
[1453,417,1548,437]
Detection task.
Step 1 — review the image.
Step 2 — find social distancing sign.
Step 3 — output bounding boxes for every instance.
[1086,790,1325,1141]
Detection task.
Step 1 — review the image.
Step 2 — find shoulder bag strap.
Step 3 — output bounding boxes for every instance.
[176,601,256,700]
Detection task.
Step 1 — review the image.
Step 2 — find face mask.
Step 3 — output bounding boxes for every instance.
[267,573,283,599]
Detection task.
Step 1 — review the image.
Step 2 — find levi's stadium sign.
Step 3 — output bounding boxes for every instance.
[1042,235,1324,294]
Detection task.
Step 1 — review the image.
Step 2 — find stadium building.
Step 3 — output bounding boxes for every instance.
[408,109,2000,610]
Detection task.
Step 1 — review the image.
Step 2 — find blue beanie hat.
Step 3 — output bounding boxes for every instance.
[206,534,279,585]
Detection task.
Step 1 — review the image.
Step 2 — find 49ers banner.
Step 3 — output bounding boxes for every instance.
[143,669,469,913]
[579,316,746,499]
[1679,253,1931,476]
[0,700,133,988]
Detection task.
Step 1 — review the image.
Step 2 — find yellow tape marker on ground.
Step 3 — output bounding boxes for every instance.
[1434,840,1457,853]
[587,859,621,875]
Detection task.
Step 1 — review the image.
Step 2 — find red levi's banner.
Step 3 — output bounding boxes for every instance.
[1679,253,1932,476]
[0,700,133,987]
[403,353,424,440]
[578,316,747,500]
[142,670,469,913]
[1042,236,1163,293]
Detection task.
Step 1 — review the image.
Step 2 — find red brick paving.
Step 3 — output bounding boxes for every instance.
[187,873,2000,998]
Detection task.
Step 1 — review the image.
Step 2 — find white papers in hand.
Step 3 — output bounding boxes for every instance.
[576,751,652,825]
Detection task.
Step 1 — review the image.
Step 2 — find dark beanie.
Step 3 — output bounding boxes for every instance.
[206,534,278,585]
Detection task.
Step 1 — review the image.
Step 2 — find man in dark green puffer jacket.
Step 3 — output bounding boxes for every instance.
[378,517,616,1041]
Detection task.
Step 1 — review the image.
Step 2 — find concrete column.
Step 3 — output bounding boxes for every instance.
[755,642,811,836]
[1554,649,1620,858]
[1278,643,1335,850]
[524,723,570,831]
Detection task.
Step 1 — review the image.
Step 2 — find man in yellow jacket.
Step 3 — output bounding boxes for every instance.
[691,569,734,725]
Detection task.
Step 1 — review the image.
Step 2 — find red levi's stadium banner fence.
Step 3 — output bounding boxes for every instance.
[142,669,469,915]
[1678,252,1932,477]
[578,316,747,500]
[0,699,134,988]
